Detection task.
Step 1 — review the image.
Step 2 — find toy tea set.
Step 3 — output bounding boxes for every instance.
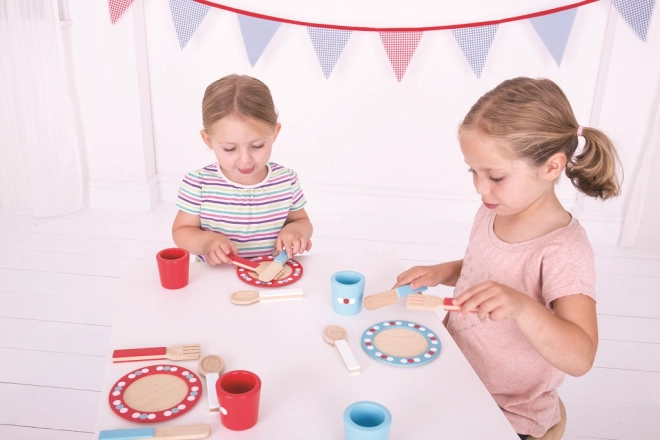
[99,248,463,439]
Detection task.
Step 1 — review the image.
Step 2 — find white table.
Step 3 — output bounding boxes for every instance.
[95,251,518,439]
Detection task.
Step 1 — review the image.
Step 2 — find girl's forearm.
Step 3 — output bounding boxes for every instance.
[515,298,597,377]
[172,226,218,256]
[440,259,464,287]
[282,218,313,239]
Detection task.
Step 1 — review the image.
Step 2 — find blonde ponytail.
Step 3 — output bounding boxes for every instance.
[565,127,622,199]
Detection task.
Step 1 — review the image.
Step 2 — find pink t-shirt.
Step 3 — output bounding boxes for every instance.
[447,205,596,437]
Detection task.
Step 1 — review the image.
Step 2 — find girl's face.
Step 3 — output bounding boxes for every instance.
[201,114,280,185]
[459,131,557,217]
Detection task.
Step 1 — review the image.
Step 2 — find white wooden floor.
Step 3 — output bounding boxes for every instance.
[0,202,659,440]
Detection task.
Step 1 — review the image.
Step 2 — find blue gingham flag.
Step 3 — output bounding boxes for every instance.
[452,25,498,78]
[237,15,281,67]
[530,8,577,66]
[611,0,655,41]
[307,27,352,79]
[169,0,209,49]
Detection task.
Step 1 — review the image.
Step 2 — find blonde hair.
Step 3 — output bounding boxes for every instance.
[459,77,622,199]
[201,74,278,133]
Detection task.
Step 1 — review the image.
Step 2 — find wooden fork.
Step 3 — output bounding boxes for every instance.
[112,344,201,363]
[406,294,461,312]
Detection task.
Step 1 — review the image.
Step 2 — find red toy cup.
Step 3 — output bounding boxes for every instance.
[216,370,261,430]
[156,248,190,289]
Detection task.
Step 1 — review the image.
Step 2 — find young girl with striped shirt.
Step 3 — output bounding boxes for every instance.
[172,75,313,265]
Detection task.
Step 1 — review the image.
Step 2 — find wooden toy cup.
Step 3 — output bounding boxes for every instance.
[216,370,261,431]
[156,248,189,289]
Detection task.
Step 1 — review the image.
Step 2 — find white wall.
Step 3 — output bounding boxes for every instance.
[65,0,659,245]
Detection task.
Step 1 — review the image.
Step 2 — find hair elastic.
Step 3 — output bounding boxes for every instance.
[577,125,584,137]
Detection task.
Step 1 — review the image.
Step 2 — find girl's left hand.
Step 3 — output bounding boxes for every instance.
[454,281,531,321]
[276,227,312,258]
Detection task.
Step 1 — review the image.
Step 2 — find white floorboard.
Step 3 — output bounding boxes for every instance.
[1,204,659,439]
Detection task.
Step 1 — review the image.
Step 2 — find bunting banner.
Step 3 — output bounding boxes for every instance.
[452,25,498,78]
[611,0,655,41]
[169,0,210,49]
[237,15,281,66]
[108,0,656,81]
[108,0,134,24]
[530,8,577,66]
[379,32,423,82]
[307,28,352,79]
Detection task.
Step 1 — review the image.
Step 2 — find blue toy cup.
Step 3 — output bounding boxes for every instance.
[331,271,365,315]
[344,401,392,440]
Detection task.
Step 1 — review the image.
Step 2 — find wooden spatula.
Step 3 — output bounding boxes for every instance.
[323,325,360,374]
[257,252,289,282]
[112,344,200,363]
[364,284,428,311]
[99,424,211,439]
[230,288,304,305]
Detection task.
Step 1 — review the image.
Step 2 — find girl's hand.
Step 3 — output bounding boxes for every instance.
[276,225,312,258]
[454,281,531,321]
[202,233,238,266]
[395,264,448,290]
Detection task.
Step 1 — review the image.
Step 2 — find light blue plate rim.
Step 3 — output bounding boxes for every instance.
[360,320,441,367]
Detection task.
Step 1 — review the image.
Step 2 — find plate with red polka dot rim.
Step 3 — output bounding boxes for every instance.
[108,364,201,423]
[236,255,303,288]
[361,320,441,367]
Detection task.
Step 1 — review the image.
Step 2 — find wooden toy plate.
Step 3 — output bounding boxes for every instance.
[361,320,441,367]
[236,255,303,288]
[109,364,201,423]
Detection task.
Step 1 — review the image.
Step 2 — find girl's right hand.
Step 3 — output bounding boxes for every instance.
[394,264,447,290]
[202,233,238,266]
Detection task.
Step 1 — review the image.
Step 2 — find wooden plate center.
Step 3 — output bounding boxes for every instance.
[123,374,188,412]
[247,262,293,280]
[373,328,428,357]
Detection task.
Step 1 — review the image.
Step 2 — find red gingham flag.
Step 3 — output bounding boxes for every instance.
[379,32,423,82]
[108,0,135,24]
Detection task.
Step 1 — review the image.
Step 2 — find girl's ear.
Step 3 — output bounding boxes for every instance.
[272,123,282,142]
[543,152,567,181]
[200,130,212,149]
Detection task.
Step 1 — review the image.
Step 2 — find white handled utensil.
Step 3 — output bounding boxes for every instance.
[364,284,428,311]
[323,325,360,374]
[230,288,304,305]
[198,355,225,413]
[98,424,211,439]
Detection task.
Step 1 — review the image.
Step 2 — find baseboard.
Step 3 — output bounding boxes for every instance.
[85,175,160,212]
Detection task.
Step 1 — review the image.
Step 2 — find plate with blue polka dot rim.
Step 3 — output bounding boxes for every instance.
[236,255,303,288]
[361,320,441,367]
[109,364,201,423]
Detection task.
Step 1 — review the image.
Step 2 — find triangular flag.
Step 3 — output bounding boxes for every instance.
[108,0,134,24]
[530,8,577,66]
[379,32,423,82]
[169,0,210,49]
[237,15,281,67]
[307,28,352,79]
[452,25,498,78]
[611,0,655,41]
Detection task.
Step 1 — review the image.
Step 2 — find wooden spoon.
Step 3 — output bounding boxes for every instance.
[230,288,303,305]
[198,355,225,413]
[323,325,360,374]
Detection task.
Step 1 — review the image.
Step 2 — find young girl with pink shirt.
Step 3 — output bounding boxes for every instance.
[396,77,621,439]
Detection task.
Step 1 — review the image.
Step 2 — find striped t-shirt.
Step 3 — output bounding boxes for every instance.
[176,162,307,260]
